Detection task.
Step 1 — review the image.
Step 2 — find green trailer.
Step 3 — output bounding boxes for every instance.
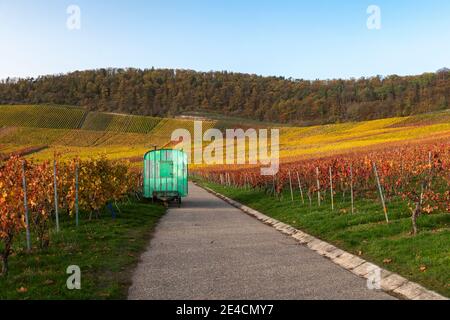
[143,149,188,206]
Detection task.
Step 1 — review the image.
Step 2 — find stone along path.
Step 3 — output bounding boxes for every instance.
[128,183,394,300]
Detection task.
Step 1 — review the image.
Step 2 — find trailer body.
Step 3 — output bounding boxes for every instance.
[143,149,188,205]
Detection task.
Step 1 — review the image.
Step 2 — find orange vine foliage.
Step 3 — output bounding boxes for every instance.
[0,157,26,275]
[194,141,450,233]
[0,155,139,274]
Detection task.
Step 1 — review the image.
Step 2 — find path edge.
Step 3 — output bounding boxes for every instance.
[198,183,448,301]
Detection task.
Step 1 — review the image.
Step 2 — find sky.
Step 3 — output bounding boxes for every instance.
[0,0,449,80]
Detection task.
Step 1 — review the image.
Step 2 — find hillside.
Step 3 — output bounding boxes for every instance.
[0,105,215,162]
[2,105,450,165]
[1,68,449,125]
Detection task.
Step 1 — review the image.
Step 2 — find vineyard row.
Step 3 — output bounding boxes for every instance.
[0,156,140,275]
[193,142,450,235]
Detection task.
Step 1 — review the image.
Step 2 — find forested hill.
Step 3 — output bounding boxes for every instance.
[1,68,449,125]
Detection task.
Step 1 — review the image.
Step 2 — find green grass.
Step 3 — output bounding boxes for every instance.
[196,180,450,298]
[0,201,165,300]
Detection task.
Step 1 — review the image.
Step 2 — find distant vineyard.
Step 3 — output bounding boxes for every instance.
[5,104,450,167]
[0,127,69,146]
[0,145,47,161]
[0,105,162,134]
[81,112,161,134]
[150,118,217,138]
[0,105,197,152]
[0,105,86,129]
[57,129,156,147]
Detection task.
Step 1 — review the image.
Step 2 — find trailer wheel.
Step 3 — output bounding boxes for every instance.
[177,197,181,208]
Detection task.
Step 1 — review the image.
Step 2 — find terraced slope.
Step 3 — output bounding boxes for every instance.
[0,105,86,129]
[2,104,450,164]
[278,115,450,160]
[81,112,161,133]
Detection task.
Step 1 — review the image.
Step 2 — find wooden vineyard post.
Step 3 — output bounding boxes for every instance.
[429,151,432,169]
[373,162,389,223]
[75,162,79,227]
[272,174,277,199]
[296,172,305,204]
[288,171,294,203]
[21,161,31,252]
[307,189,312,211]
[400,158,404,184]
[53,160,60,232]
[316,167,321,206]
[329,167,334,211]
[350,164,354,214]
[428,151,433,177]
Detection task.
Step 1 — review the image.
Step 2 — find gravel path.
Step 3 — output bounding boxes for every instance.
[128,183,394,300]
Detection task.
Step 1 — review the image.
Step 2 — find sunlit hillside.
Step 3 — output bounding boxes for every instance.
[278,110,450,161]
[1,105,450,165]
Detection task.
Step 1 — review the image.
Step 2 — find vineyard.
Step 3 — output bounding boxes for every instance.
[0,105,221,162]
[194,140,450,234]
[277,115,450,161]
[3,105,450,166]
[0,105,86,129]
[1,104,449,298]
[80,112,161,134]
[0,155,140,277]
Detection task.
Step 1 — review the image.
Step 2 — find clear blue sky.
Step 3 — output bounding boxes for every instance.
[0,0,449,80]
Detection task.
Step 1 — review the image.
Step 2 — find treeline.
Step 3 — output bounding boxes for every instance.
[1,68,449,125]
